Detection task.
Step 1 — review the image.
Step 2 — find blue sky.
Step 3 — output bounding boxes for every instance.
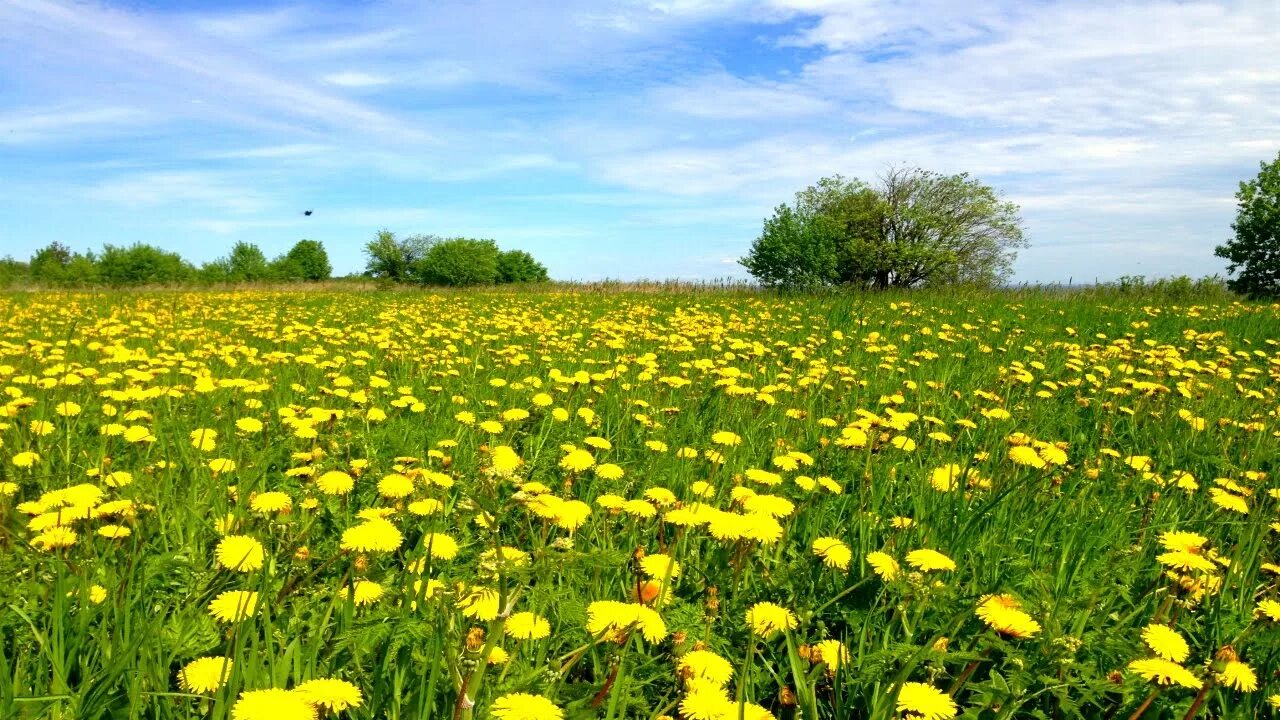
[2,0,1277,282]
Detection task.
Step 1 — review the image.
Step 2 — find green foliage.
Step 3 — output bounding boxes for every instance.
[496,249,550,283]
[367,232,548,286]
[201,242,271,283]
[271,239,332,281]
[0,257,28,287]
[29,242,73,282]
[227,241,270,282]
[411,237,500,286]
[97,243,194,286]
[27,242,100,286]
[739,203,842,289]
[742,167,1027,290]
[363,230,438,282]
[1215,151,1280,298]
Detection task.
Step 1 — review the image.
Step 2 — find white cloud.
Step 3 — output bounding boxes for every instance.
[0,106,148,144]
[87,172,272,214]
[651,72,834,119]
[322,71,391,88]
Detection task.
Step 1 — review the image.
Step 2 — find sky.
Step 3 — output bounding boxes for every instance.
[1,0,1278,283]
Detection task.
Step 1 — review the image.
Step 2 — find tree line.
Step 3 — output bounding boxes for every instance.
[362,232,549,285]
[0,239,333,287]
[0,233,550,288]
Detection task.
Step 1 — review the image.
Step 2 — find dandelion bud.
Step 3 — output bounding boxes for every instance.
[636,580,661,604]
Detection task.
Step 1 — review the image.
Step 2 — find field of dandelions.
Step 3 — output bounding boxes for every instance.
[2,289,1279,720]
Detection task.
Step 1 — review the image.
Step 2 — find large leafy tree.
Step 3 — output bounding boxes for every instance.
[742,167,1026,290]
[1215,152,1280,298]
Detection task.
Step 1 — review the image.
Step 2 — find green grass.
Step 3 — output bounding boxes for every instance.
[1,289,1277,719]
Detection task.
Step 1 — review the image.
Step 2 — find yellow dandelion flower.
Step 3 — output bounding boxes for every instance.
[490,692,563,720]
[906,549,956,572]
[866,551,900,580]
[896,682,958,720]
[179,657,233,694]
[345,580,384,606]
[595,463,624,480]
[377,473,415,499]
[294,678,364,711]
[340,519,402,553]
[216,535,265,572]
[32,527,77,550]
[505,611,551,640]
[710,431,741,446]
[424,532,459,560]
[679,682,735,720]
[12,451,41,468]
[1217,660,1257,692]
[1127,658,1201,689]
[1141,624,1189,662]
[190,428,217,451]
[208,590,260,623]
[316,470,355,496]
[250,491,292,514]
[1009,445,1046,469]
[976,595,1041,638]
[812,537,852,571]
[1255,599,1280,622]
[460,587,501,621]
[678,649,733,687]
[586,600,667,643]
[231,688,316,720]
[745,601,796,638]
[559,448,594,472]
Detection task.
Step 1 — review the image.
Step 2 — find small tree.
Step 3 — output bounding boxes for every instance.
[0,257,30,287]
[227,241,269,282]
[412,238,500,286]
[1215,152,1280,298]
[364,231,438,282]
[272,239,331,281]
[496,249,550,283]
[29,242,74,284]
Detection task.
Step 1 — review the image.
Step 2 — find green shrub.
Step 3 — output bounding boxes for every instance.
[411,238,500,286]
[496,249,549,283]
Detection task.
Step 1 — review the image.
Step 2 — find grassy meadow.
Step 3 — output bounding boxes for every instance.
[1,288,1279,720]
